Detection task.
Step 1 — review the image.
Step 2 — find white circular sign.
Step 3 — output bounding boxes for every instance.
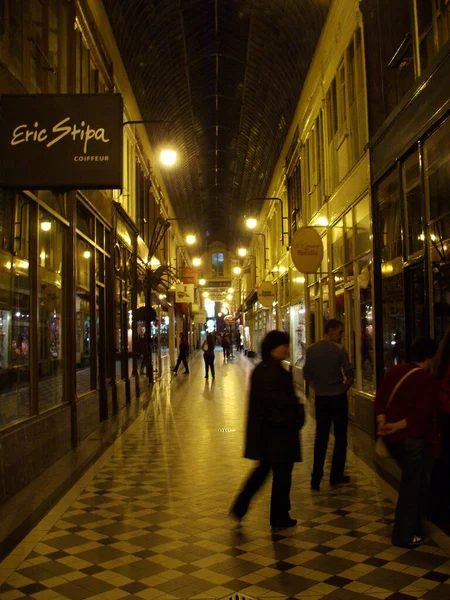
[290,227,324,274]
[258,282,276,308]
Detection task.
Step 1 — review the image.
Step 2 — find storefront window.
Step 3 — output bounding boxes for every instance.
[76,238,92,395]
[403,150,423,256]
[38,210,64,410]
[344,212,354,263]
[382,271,405,372]
[358,256,375,392]
[378,170,402,262]
[308,283,318,343]
[425,119,450,340]
[332,220,345,269]
[77,200,93,239]
[426,117,450,222]
[291,302,306,367]
[115,278,123,381]
[0,195,30,427]
[334,275,345,324]
[354,196,371,257]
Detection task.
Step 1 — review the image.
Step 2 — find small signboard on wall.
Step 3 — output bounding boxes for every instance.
[0,94,123,189]
[175,283,194,303]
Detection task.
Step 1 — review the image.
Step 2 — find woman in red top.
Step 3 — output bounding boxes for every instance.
[374,337,438,549]
[428,328,450,524]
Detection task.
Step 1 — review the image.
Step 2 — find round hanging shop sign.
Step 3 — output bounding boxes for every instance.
[258,281,276,308]
[290,227,324,274]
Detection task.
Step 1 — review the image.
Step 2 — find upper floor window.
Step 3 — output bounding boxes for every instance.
[212,252,224,277]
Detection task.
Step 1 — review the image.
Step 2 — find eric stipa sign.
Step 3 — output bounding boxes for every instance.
[0,94,123,189]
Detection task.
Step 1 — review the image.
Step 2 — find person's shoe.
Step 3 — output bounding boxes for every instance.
[229,508,244,523]
[172,370,177,375]
[183,371,189,374]
[330,475,351,485]
[271,517,297,529]
[393,535,424,549]
[310,480,320,491]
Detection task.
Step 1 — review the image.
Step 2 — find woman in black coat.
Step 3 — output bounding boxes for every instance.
[230,330,304,528]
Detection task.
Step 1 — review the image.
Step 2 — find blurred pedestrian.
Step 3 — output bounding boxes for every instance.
[304,319,354,490]
[230,330,305,528]
[203,333,215,379]
[375,336,439,549]
[172,332,189,375]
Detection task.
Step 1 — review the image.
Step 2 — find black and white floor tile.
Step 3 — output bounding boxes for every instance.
[1,351,449,600]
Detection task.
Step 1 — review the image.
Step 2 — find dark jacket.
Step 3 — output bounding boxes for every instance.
[178,338,188,356]
[244,359,304,463]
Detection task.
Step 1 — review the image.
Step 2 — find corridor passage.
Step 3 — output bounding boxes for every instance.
[1,351,450,600]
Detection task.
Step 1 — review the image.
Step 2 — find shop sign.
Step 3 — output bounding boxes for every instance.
[175,283,194,303]
[224,315,236,325]
[258,282,276,308]
[290,227,324,273]
[0,94,123,189]
[182,267,198,285]
[194,309,207,324]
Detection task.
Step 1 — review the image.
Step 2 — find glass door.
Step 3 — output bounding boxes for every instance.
[404,261,428,356]
[96,286,107,419]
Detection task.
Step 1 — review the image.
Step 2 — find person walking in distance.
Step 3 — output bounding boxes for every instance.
[230,331,305,528]
[304,319,354,491]
[203,333,215,379]
[172,332,189,375]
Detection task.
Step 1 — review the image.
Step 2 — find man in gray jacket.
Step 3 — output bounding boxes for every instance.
[304,319,354,491]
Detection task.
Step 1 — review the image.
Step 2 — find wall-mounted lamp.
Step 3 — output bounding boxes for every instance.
[192,257,201,267]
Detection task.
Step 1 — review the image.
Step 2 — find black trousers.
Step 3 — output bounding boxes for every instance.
[204,354,215,378]
[387,437,430,545]
[428,413,450,522]
[231,461,294,524]
[311,393,348,484]
[174,353,189,373]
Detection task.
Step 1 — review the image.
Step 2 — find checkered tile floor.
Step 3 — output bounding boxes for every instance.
[1,351,450,599]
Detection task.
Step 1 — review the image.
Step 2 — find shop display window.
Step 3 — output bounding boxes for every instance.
[0,195,30,428]
[354,197,371,257]
[403,150,423,256]
[426,117,450,222]
[115,278,123,381]
[291,302,306,367]
[381,271,405,372]
[358,255,375,392]
[76,237,93,395]
[38,210,64,411]
[332,220,345,269]
[378,170,402,263]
